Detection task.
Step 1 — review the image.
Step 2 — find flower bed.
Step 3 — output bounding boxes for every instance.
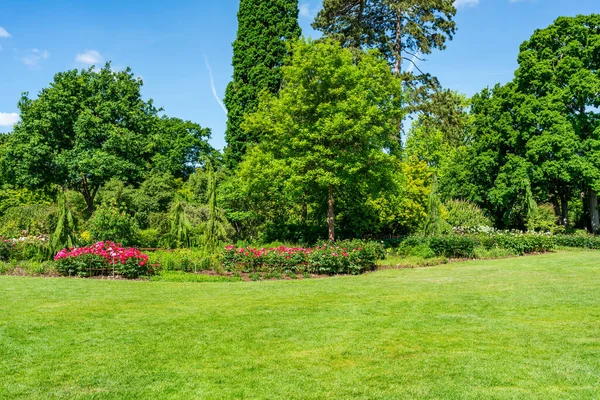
[222,240,384,275]
[54,241,151,278]
[0,234,49,261]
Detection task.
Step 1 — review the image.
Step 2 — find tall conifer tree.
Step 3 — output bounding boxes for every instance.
[224,0,301,168]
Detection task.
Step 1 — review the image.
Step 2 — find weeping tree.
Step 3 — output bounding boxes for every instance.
[51,192,77,253]
[422,175,448,236]
[202,161,228,251]
[200,161,231,269]
[168,200,193,249]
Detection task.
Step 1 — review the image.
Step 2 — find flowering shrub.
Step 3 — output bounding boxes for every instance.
[7,235,50,261]
[222,240,384,275]
[0,235,49,261]
[54,241,151,278]
[0,236,11,261]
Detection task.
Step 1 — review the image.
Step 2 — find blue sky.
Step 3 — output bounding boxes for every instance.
[0,0,598,149]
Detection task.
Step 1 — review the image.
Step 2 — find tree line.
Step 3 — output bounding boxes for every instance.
[0,1,598,249]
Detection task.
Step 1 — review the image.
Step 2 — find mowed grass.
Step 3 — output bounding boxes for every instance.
[1,251,599,399]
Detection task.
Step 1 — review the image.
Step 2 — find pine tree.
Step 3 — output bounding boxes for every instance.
[224,0,301,168]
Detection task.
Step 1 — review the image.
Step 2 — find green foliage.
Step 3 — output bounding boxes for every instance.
[528,203,558,233]
[51,192,77,253]
[224,0,301,167]
[8,236,50,262]
[167,201,193,248]
[89,207,139,245]
[392,231,557,259]
[150,271,242,283]
[201,160,230,253]
[137,229,162,248]
[422,175,449,236]
[149,117,213,179]
[554,234,600,250]
[429,236,477,258]
[472,246,517,260]
[242,39,403,241]
[147,249,203,272]
[444,199,491,230]
[55,254,106,277]
[222,240,384,276]
[0,186,53,217]
[0,260,57,276]
[1,64,213,212]
[0,204,57,238]
[448,15,600,232]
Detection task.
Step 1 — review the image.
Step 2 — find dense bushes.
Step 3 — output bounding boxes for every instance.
[391,232,557,259]
[222,240,385,275]
[0,235,49,262]
[429,236,478,258]
[554,234,600,250]
[54,241,151,278]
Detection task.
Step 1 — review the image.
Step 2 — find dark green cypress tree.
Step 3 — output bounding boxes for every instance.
[224,0,301,168]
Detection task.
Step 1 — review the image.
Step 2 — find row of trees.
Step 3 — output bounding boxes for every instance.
[0,2,598,249]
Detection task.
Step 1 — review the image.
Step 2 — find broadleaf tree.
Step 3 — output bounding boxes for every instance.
[1,64,213,213]
[243,39,403,241]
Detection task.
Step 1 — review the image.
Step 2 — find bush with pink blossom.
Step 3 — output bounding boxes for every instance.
[54,241,151,278]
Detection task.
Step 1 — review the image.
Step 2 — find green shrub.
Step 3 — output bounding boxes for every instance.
[554,234,600,249]
[7,236,50,261]
[445,199,492,230]
[89,207,139,246]
[147,249,203,272]
[429,236,477,258]
[0,238,11,261]
[222,240,383,276]
[528,204,558,233]
[138,228,162,248]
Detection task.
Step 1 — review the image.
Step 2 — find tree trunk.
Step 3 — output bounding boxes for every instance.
[560,196,569,228]
[327,185,335,242]
[301,201,307,225]
[588,189,600,233]
[551,195,561,222]
[393,11,402,75]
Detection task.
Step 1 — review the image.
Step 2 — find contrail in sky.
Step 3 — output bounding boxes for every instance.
[204,55,227,114]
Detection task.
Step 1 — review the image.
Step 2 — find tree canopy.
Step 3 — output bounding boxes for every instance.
[0,64,213,212]
[223,0,301,168]
[241,39,403,241]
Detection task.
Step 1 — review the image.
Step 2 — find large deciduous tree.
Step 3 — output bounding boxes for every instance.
[514,14,600,232]
[1,64,212,213]
[242,39,403,241]
[223,0,301,168]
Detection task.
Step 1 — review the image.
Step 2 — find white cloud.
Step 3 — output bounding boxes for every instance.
[454,0,479,8]
[299,2,319,18]
[75,49,103,65]
[0,27,11,38]
[204,55,227,114]
[22,48,50,68]
[0,112,19,127]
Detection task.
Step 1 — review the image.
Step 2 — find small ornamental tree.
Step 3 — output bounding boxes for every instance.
[243,39,403,241]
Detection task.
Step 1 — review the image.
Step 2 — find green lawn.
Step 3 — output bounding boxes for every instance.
[1,251,599,399]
